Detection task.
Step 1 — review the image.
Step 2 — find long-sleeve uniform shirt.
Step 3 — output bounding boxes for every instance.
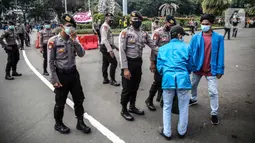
[16,25,26,35]
[0,29,20,47]
[119,26,158,69]
[150,27,171,61]
[48,34,85,84]
[100,22,117,52]
[39,29,55,47]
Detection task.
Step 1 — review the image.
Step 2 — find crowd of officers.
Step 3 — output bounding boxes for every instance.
[0,11,224,140]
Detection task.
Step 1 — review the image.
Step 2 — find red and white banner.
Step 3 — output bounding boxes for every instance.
[73,11,93,23]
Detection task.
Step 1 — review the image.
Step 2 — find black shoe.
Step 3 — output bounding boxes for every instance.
[20,48,24,50]
[211,115,219,125]
[121,110,134,121]
[158,126,171,140]
[145,99,156,111]
[110,80,120,86]
[189,99,198,106]
[54,123,70,134]
[43,71,49,76]
[156,95,161,102]
[5,74,14,80]
[177,132,186,138]
[128,107,144,115]
[103,79,110,84]
[76,118,91,133]
[12,72,22,76]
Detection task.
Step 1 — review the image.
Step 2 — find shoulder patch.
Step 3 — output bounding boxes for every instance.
[153,33,159,40]
[48,41,54,49]
[103,26,108,31]
[121,31,126,38]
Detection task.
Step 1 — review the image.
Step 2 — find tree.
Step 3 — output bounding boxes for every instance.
[202,0,230,16]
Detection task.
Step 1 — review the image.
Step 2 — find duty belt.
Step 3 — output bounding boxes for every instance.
[56,66,77,74]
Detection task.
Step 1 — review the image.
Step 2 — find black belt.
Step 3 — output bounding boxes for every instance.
[56,66,77,74]
[127,57,142,62]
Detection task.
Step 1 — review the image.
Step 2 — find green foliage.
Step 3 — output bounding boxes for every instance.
[141,21,152,31]
[93,13,105,23]
[76,29,94,34]
[77,24,93,29]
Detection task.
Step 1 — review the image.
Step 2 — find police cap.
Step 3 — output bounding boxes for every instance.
[170,25,189,36]
[44,20,51,24]
[130,11,143,20]
[105,12,114,17]
[61,14,77,28]
[165,15,176,25]
[9,21,15,25]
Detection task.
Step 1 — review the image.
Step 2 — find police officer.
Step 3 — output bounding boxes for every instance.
[48,14,91,134]
[145,15,177,111]
[0,21,22,80]
[119,11,158,121]
[16,21,26,50]
[100,13,120,86]
[39,20,55,76]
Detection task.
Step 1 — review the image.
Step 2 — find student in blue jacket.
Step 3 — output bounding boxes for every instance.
[189,14,224,125]
[157,25,191,140]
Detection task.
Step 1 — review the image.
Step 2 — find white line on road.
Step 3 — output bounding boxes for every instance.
[22,50,125,143]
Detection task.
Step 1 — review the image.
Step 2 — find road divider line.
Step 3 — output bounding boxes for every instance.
[22,50,125,143]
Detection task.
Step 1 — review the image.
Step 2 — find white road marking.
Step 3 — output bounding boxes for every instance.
[22,50,125,143]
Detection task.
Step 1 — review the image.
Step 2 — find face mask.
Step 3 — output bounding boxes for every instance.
[201,25,211,32]
[64,26,72,35]
[132,21,142,29]
[9,26,15,30]
[179,36,184,42]
[165,26,171,31]
[45,25,51,29]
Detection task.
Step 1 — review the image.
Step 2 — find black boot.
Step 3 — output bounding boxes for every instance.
[110,80,120,86]
[145,99,156,111]
[103,78,110,84]
[43,70,49,76]
[5,73,14,80]
[156,90,162,102]
[121,105,134,121]
[12,71,22,76]
[128,103,144,115]
[54,120,70,134]
[76,116,91,133]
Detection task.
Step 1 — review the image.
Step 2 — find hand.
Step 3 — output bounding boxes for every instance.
[150,62,156,73]
[123,69,131,80]
[109,51,115,58]
[40,48,43,53]
[216,74,223,79]
[70,31,77,41]
[53,82,62,88]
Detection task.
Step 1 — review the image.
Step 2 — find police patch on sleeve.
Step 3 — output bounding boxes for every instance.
[48,41,54,49]
[153,34,159,40]
[121,31,126,38]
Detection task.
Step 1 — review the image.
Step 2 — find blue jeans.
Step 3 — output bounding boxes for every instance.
[191,73,219,115]
[163,89,190,137]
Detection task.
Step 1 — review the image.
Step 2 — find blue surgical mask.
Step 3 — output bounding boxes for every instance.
[44,25,51,29]
[9,26,15,30]
[201,25,211,32]
[64,27,71,35]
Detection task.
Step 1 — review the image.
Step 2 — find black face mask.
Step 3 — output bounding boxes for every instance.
[132,21,142,29]
[165,26,171,31]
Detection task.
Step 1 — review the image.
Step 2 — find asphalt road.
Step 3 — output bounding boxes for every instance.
[0,28,255,143]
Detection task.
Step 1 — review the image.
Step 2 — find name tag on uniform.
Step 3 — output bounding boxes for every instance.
[58,48,65,53]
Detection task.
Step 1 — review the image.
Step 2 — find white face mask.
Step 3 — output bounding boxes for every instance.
[64,26,75,36]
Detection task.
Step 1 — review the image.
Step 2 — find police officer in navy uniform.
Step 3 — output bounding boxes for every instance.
[100,13,120,86]
[40,20,55,76]
[0,21,22,80]
[48,14,91,134]
[119,11,158,121]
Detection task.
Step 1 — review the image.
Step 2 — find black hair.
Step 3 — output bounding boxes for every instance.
[171,32,178,39]
[200,14,215,23]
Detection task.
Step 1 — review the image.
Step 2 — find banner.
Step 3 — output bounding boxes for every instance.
[73,11,93,23]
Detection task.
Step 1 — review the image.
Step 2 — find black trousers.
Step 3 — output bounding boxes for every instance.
[5,45,20,74]
[42,44,48,72]
[232,28,238,37]
[25,32,30,46]
[224,28,231,39]
[148,60,162,101]
[96,29,101,43]
[54,68,85,122]
[120,58,142,107]
[100,45,117,81]
[18,34,24,48]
